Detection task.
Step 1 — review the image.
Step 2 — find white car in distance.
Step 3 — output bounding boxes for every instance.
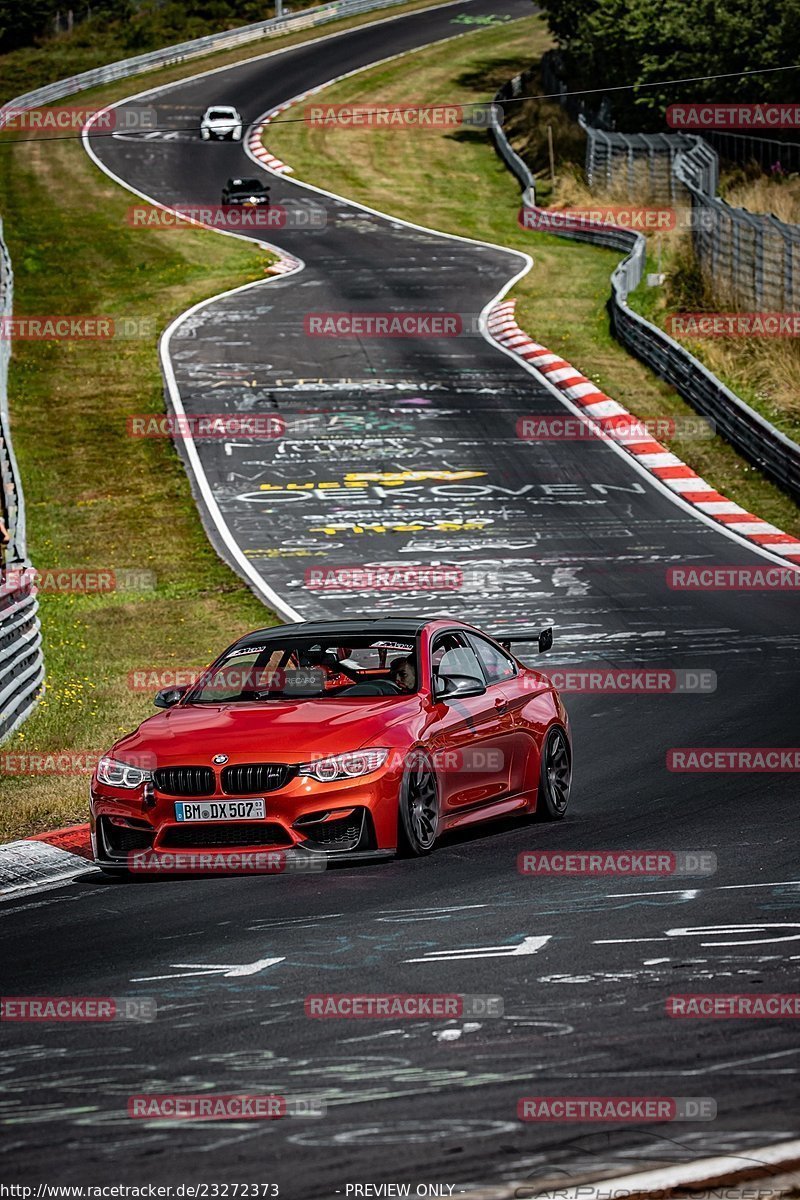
[200,105,244,141]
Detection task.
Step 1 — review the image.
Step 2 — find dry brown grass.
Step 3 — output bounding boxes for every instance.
[722,174,800,225]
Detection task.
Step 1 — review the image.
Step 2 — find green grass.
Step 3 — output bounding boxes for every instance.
[0,128,280,839]
[0,0,455,105]
[0,0,463,842]
[265,14,800,539]
[628,238,800,447]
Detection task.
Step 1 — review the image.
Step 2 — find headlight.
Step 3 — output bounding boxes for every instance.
[298,748,389,782]
[96,756,153,789]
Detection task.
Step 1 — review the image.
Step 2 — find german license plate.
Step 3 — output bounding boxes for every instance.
[174,799,265,822]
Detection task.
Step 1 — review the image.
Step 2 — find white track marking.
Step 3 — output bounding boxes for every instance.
[244,70,800,569]
[82,2,799,627]
[80,0,477,619]
[608,880,800,897]
[132,956,284,980]
[405,934,551,962]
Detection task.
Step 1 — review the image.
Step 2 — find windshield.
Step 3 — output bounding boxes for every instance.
[209,109,236,120]
[185,634,420,703]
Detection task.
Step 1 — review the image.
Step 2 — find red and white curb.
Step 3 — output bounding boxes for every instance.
[247,100,297,175]
[247,86,800,564]
[245,114,304,275]
[488,301,800,564]
[247,78,336,185]
[0,824,94,896]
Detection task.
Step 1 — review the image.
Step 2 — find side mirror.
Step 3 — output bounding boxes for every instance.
[154,685,188,709]
[434,674,486,702]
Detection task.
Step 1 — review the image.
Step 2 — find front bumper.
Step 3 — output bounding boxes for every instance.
[90,764,402,868]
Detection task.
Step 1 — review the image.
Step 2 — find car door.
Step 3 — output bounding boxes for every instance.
[426,631,514,810]
[465,632,534,795]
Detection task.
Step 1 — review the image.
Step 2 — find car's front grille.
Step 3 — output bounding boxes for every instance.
[159,822,293,849]
[154,766,215,796]
[221,763,294,795]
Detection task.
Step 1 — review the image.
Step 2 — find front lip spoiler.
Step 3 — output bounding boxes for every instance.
[92,847,395,871]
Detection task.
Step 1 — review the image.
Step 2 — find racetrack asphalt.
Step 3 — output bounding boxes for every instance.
[1,0,798,1191]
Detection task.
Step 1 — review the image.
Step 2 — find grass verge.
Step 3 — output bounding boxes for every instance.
[628,236,800,446]
[0,0,465,841]
[0,0,456,106]
[0,133,278,840]
[264,15,800,539]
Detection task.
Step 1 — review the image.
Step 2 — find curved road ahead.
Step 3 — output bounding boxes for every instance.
[2,1,799,1193]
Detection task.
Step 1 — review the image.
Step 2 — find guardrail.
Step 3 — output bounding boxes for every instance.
[580,119,800,313]
[0,0,432,741]
[490,79,800,502]
[0,219,44,742]
[0,0,423,121]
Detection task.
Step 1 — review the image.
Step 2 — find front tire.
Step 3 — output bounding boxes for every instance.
[397,750,439,856]
[534,725,571,820]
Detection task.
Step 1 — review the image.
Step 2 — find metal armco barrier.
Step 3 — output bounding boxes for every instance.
[490,79,800,503]
[0,0,427,741]
[581,118,800,313]
[0,0,422,122]
[0,221,44,742]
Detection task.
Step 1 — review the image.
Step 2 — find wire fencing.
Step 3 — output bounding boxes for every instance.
[490,82,800,502]
[579,111,800,312]
[0,0,429,742]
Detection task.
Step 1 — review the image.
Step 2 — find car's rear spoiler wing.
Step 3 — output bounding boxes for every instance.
[492,626,553,654]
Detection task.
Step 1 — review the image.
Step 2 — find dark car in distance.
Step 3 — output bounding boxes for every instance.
[221,177,270,206]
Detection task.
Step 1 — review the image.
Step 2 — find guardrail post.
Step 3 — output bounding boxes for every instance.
[783,227,794,311]
[492,69,800,503]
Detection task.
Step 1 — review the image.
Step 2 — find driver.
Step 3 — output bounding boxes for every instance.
[389,655,416,692]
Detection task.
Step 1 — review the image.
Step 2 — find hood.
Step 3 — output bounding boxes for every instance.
[111,697,423,766]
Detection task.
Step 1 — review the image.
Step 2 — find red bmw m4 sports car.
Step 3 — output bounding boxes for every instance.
[90,616,571,873]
